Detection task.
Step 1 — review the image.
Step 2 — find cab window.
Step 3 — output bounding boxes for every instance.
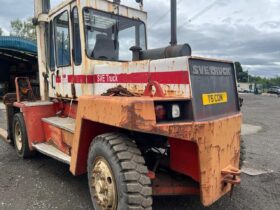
[72,7,82,65]
[54,11,71,67]
[48,20,55,71]
[83,8,146,61]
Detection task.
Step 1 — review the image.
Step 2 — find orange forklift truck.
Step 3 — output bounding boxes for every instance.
[2,0,242,209]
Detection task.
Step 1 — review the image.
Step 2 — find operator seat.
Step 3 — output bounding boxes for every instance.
[93,34,119,61]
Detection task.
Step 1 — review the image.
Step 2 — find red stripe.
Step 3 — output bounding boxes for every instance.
[56,71,189,85]
[68,75,87,83]
[56,77,61,83]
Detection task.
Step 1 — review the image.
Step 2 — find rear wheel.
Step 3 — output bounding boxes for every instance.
[13,113,35,158]
[87,133,153,210]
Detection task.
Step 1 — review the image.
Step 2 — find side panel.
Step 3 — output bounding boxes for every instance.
[21,105,56,148]
[56,57,191,98]
[42,122,72,155]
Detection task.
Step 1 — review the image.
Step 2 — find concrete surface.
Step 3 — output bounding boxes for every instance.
[0,94,280,210]
[241,124,262,136]
[0,102,6,131]
[0,104,5,110]
[0,128,7,141]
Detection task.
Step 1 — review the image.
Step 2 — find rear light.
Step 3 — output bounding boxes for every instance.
[155,105,167,121]
[154,101,194,123]
[172,104,181,119]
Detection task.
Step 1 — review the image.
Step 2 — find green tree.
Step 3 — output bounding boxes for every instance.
[235,62,249,82]
[0,27,3,36]
[10,17,36,41]
[234,62,280,90]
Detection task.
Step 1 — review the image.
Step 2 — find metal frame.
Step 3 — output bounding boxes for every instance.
[15,77,35,103]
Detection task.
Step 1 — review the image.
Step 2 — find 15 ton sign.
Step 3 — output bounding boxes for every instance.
[202,92,228,106]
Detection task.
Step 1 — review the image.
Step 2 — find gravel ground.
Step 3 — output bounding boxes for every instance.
[0,94,280,210]
[0,103,6,131]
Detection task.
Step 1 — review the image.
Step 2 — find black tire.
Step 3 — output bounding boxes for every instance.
[87,133,153,210]
[13,113,35,158]
[239,137,246,168]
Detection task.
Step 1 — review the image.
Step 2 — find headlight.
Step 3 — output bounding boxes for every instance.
[172,104,181,118]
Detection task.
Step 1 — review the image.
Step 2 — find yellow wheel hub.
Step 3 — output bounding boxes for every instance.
[91,157,117,210]
[15,121,23,151]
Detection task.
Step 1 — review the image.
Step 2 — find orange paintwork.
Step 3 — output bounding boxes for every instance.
[69,95,242,206]
[13,103,56,149]
[152,172,200,196]
[42,122,72,155]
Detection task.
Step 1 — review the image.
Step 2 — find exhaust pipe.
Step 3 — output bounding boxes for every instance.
[131,0,191,61]
[170,0,177,46]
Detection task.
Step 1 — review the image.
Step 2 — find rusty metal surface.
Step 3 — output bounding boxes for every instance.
[69,95,242,206]
[221,165,241,190]
[42,122,72,155]
[101,85,138,97]
[152,172,200,196]
[143,81,165,97]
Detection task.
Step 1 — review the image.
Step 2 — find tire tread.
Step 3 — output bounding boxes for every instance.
[88,133,152,210]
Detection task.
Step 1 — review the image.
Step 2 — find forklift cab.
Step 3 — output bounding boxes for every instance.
[45,0,147,98]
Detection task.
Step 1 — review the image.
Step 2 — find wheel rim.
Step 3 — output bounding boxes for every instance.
[91,157,117,210]
[14,121,23,151]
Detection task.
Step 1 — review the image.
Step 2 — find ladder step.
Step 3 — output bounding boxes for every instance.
[33,143,71,165]
[42,117,75,133]
[22,101,53,107]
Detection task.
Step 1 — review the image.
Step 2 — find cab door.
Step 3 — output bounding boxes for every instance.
[49,6,73,98]
[70,4,82,97]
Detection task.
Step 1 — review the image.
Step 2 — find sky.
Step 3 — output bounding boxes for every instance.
[0,0,279,78]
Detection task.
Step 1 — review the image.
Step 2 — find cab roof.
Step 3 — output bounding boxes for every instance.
[49,0,147,23]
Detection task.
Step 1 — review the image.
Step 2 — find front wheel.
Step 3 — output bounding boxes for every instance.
[13,113,35,158]
[87,133,153,210]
